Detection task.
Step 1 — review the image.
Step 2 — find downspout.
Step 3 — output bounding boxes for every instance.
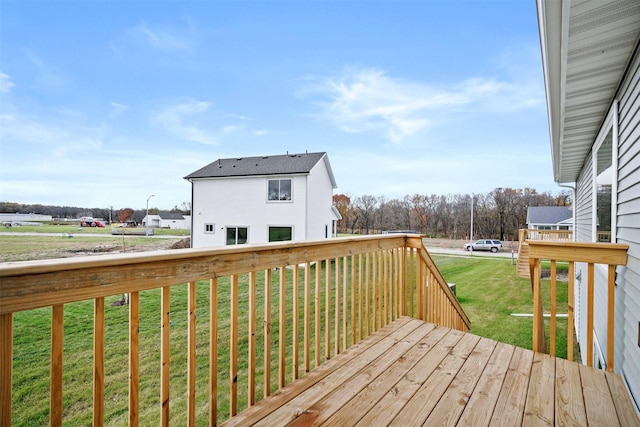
[556,182,575,242]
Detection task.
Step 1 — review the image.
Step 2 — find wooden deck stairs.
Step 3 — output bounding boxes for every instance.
[516,229,573,278]
[516,240,530,277]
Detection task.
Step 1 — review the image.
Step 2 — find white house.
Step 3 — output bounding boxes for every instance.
[184,152,340,248]
[142,213,191,230]
[525,206,573,231]
[538,0,640,412]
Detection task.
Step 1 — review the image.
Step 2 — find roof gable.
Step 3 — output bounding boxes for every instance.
[184,152,327,180]
[526,206,572,225]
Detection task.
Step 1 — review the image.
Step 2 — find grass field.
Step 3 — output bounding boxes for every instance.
[0,225,188,262]
[6,242,574,425]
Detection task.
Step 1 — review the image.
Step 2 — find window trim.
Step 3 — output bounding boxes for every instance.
[268,225,293,242]
[204,223,215,234]
[225,226,249,245]
[267,178,293,202]
[591,101,618,243]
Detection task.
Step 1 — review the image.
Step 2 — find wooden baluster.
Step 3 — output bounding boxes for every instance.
[342,256,347,351]
[229,275,238,416]
[382,250,388,326]
[365,253,370,337]
[372,253,377,331]
[187,282,197,426]
[51,304,64,427]
[531,258,546,354]
[93,297,105,427]
[335,258,340,355]
[314,262,321,369]
[209,279,218,426]
[550,260,557,357]
[292,265,299,381]
[567,263,574,362]
[607,264,615,372]
[409,248,415,318]
[324,259,331,361]
[304,263,310,374]
[587,263,594,367]
[358,253,363,341]
[248,272,256,405]
[161,286,171,425]
[264,269,272,397]
[278,267,286,388]
[1,313,13,426]
[129,291,140,426]
[351,255,356,346]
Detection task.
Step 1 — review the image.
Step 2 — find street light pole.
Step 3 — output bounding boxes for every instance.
[146,194,155,237]
[470,193,474,255]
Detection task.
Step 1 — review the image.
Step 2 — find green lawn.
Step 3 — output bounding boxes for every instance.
[9,254,575,426]
[434,255,575,358]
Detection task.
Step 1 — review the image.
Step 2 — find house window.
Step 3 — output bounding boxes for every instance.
[269,226,292,242]
[268,179,292,201]
[592,102,617,243]
[205,223,215,234]
[226,227,248,245]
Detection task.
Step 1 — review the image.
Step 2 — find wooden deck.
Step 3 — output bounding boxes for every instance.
[222,317,639,426]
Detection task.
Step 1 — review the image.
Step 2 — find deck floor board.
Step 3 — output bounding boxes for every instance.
[221,317,640,427]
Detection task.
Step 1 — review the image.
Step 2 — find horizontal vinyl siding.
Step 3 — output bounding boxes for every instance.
[575,159,593,243]
[613,47,640,408]
[574,160,593,359]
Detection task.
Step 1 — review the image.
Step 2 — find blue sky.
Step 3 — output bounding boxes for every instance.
[0,0,554,210]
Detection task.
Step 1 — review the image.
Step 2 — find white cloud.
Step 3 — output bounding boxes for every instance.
[298,66,543,144]
[109,102,129,118]
[133,21,193,52]
[152,99,218,145]
[0,72,14,93]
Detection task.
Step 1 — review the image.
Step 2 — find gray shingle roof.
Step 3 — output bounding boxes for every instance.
[184,152,327,180]
[158,212,185,220]
[526,206,572,225]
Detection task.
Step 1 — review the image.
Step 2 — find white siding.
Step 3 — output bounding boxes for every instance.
[574,157,593,359]
[191,175,308,247]
[306,155,336,240]
[613,48,640,405]
[573,47,640,406]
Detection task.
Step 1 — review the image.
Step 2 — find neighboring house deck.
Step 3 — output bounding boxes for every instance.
[1,235,638,425]
[526,206,573,231]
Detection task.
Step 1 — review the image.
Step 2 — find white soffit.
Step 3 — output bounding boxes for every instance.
[538,0,640,183]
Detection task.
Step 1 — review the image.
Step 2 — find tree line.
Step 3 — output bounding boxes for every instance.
[333,187,571,242]
[2,187,569,242]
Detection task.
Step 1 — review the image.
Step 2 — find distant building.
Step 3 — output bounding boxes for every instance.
[184,152,340,248]
[525,206,573,231]
[142,212,191,230]
[0,213,52,224]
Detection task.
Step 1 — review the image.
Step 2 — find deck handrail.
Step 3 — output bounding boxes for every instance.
[519,228,573,243]
[527,240,628,370]
[0,234,468,426]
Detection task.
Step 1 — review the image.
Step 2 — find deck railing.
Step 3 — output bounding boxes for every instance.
[0,234,469,426]
[528,240,628,370]
[519,228,573,243]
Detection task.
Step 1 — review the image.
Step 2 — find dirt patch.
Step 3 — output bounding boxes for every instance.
[168,238,190,249]
[541,269,569,281]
